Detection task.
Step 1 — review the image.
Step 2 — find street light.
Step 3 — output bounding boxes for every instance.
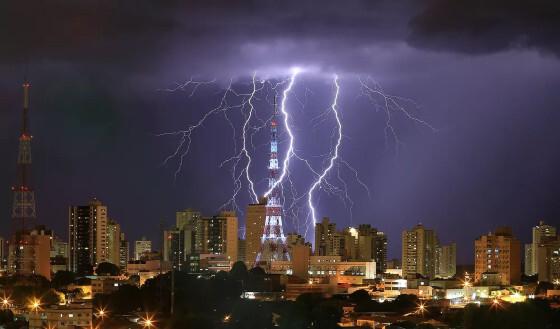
[417,303,426,316]
[28,297,41,313]
[95,307,108,319]
[140,314,156,329]
[1,296,12,309]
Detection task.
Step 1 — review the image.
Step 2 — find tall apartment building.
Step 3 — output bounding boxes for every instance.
[134,237,152,260]
[524,243,533,276]
[402,224,438,279]
[357,224,387,274]
[536,236,560,282]
[176,209,203,255]
[50,237,69,273]
[237,238,246,263]
[435,243,456,278]
[107,220,121,266]
[68,198,108,275]
[315,218,337,256]
[530,221,557,275]
[474,227,521,285]
[202,211,238,262]
[163,228,185,270]
[119,233,129,270]
[245,200,266,266]
[7,227,52,279]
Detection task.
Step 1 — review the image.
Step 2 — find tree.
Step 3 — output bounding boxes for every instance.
[0,310,14,325]
[349,289,371,304]
[42,289,62,305]
[95,262,120,276]
[230,261,249,282]
[51,271,76,289]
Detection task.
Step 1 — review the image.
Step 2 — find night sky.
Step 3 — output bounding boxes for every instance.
[2,0,560,264]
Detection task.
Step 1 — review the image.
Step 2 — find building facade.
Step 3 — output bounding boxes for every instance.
[107,219,121,266]
[163,228,185,270]
[176,208,203,255]
[357,225,387,274]
[7,227,51,279]
[68,198,108,275]
[315,217,338,256]
[402,224,438,278]
[119,232,129,270]
[530,221,557,276]
[536,236,560,282]
[474,227,521,285]
[435,243,456,278]
[202,211,238,262]
[524,243,533,276]
[134,237,152,260]
[245,200,266,266]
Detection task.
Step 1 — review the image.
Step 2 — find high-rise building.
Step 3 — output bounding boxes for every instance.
[474,227,521,285]
[134,237,152,260]
[435,243,456,278]
[8,226,52,279]
[107,219,121,266]
[530,221,557,276]
[402,224,438,278]
[176,209,203,255]
[68,198,109,275]
[237,238,246,263]
[315,218,337,256]
[524,243,533,276]
[245,200,266,266]
[286,233,307,259]
[119,233,129,270]
[50,236,69,274]
[292,243,312,279]
[357,224,387,274]
[257,98,289,266]
[163,228,185,270]
[202,211,238,262]
[0,237,6,271]
[536,236,560,282]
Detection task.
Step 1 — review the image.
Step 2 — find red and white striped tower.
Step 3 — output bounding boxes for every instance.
[256,98,289,267]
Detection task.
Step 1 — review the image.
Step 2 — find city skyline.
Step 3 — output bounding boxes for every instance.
[2,1,560,265]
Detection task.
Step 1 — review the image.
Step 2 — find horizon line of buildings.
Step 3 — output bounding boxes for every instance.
[2,195,560,290]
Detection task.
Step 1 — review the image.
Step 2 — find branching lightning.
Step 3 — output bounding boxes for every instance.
[264,68,300,198]
[306,75,342,229]
[219,72,262,206]
[359,76,436,153]
[159,70,434,242]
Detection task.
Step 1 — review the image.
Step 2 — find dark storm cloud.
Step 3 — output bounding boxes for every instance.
[0,0,175,66]
[408,0,560,56]
[1,0,418,75]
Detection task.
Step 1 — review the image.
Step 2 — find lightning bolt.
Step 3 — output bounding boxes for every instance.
[359,76,436,153]
[306,74,342,231]
[264,68,300,198]
[219,72,263,207]
[159,76,265,213]
[158,71,433,241]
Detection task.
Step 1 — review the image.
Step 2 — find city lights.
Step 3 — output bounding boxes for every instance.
[140,314,156,329]
[28,297,41,312]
